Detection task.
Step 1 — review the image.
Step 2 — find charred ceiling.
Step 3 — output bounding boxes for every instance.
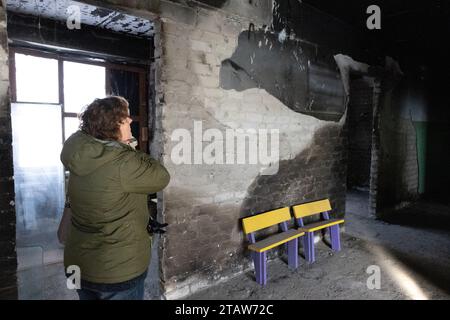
[5,0,154,38]
[6,12,152,63]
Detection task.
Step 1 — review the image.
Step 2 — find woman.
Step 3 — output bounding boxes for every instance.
[60,96,170,300]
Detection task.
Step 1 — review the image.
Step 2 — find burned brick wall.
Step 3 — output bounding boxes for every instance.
[376,77,420,213]
[272,0,361,61]
[241,124,347,220]
[0,2,17,300]
[7,0,359,299]
[139,0,368,299]
[154,0,355,298]
[220,30,346,122]
[0,0,430,300]
[347,77,375,190]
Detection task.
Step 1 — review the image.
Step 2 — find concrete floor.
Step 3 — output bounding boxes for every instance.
[17,190,450,300]
[17,233,162,300]
[188,190,450,300]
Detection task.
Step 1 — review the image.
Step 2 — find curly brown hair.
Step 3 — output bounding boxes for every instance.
[79,96,129,141]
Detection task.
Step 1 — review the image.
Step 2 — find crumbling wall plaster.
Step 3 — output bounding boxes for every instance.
[155,3,351,299]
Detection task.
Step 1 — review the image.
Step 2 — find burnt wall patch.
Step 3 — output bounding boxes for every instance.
[220,30,346,122]
[241,124,347,223]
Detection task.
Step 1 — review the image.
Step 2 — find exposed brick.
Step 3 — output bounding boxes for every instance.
[0,178,14,194]
[0,4,17,299]
[160,1,197,26]
[144,0,356,299]
[0,240,15,257]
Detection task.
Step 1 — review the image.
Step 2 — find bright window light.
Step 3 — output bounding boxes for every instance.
[15,53,59,103]
[64,61,106,113]
[64,117,81,141]
[11,103,63,168]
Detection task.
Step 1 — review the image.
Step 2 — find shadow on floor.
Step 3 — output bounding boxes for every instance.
[380,201,450,233]
[346,189,370,218]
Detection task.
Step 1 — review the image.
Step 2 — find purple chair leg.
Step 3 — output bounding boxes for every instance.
[303,235,309,262]
[304,232,315,263]
[260,252,267,285]
[253,251,267,285]
[330,225,341,252]
[252,251,261,284]
[287,239,298,269]
[308,232,315,263]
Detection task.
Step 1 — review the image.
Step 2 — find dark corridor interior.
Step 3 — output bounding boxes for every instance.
[303,0,450,206]
[346,76,374,192]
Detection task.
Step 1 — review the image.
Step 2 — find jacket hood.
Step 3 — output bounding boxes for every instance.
[61,131,125,176]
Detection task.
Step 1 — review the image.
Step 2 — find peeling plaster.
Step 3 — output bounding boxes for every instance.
[164,84,342,219]
[220,29,346,122]
[217,88,333,160]
[161,10,349,294]
[333,54,370,96]
[277,27,286,43]
[334,54,404,96]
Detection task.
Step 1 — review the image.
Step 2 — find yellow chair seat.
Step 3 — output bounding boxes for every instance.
[248,229,305,253]
[298,219,344,232]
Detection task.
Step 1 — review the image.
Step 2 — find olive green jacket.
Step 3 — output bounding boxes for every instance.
[60,131,170,284]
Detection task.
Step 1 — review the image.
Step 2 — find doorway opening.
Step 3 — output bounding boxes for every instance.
[345,76,377,219]
[6,0,159,299]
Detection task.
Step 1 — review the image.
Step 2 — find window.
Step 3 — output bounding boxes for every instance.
[63,61,106,113]
[11,48,149,149]
[15,53,59,103]
[12,51,107,141]
[11,51,108,240]
[63,61,106,139]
